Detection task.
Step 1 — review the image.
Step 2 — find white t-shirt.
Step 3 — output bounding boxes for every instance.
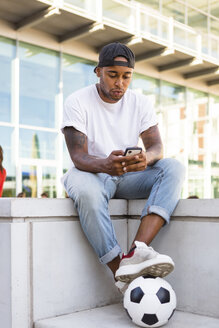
[61,84,157,169]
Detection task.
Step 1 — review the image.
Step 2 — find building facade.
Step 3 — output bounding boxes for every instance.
[0,0,218,198]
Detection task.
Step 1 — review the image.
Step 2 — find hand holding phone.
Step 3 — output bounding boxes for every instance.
[124,147,142,157]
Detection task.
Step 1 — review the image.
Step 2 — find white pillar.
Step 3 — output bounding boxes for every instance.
[11,40,20,196]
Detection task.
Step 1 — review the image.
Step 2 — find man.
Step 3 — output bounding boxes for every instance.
[61,42,185,293]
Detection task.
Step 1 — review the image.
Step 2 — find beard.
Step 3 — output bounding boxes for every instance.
[98,79,124,102]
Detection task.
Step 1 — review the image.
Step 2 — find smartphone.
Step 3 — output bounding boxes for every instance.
[124,147,142,156]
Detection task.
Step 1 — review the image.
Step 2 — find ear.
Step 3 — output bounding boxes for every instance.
[95,67,101,78]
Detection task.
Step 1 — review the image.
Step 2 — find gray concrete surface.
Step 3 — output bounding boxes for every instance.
[1,198,219,219]
[1,198,219,328]
[0,198,128,218]
[34,303,219,328]
[128,219,219,318]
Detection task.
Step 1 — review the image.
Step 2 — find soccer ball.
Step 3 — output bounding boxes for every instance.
[123,276,176,327]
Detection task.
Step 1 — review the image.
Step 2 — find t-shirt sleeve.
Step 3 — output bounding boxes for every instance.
[61,95,86,135]
[139,96,158,134]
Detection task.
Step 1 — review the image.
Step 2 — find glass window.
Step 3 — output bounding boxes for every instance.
[134,0,159,11]
[102,0,135,28]
[188,8,208,34]
[161,81,185,106]
[162,0,185,23]
[64,0,97,16]
[42,166,57,198]
[0,126,16,197]
[0,37,15,123]
[210,0,219,18]
[209,34,219,59]
[62,53,97,100]
[210,18,219,37]
[201,33,209,55]
[19,42,59,128]
[160,81,186,161]
[19,129,57,160]
[63,139,72,174]
[131,73,160,107]
[187,0,208,12]
[140,12,163,38]
[22,165,37,197]
[187,89,209,198]
[188,178,204,198]
[210,96,219,198]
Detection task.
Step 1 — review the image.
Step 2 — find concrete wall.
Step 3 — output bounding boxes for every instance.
[0,198,219,328]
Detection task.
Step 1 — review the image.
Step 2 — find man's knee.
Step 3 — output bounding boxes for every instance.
[156,158,186,181]
[74,188,106,212]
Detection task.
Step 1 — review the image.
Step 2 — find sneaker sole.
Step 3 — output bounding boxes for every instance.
[115,258,174,283]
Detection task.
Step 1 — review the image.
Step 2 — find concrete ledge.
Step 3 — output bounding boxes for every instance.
[0,198,128,218]
[128,199,219,218]
[1,198,219,219]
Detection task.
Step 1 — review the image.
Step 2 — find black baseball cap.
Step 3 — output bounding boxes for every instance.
[94,42,135,72]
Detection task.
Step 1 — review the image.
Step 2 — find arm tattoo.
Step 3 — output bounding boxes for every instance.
[141,125,162,150]
[63,127,101,171]
[141,125,163,165]
[64,127,87,152]
[81,153,98,163]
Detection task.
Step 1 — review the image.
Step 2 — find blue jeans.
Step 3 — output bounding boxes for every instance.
[63,158,185,264]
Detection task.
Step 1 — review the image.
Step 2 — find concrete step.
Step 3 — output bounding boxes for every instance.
[35,303,219,328]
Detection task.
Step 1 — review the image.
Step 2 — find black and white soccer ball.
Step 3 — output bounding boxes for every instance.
[124,276,176,327]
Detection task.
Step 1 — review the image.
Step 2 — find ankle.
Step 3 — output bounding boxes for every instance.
[128,245,136,254]
[107,255,121,276]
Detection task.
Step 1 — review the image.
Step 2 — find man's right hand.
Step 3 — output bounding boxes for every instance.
[104,150,126,176]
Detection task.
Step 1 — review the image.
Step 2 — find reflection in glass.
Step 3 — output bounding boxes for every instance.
[132,73,159,106]
[19,42,59,128]
[62,54,97,100]
[42,167,57,198]
[0,37,15,123]
[22,165,37,197]
[161,81,185,105]
[0,126,16,196]
[19,129,57,160]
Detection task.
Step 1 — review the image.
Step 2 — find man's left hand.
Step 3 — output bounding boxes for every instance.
[122,151,147,173]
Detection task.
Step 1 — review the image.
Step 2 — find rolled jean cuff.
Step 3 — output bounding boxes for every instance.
[99,244,122,264]
[141,205,170,224]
